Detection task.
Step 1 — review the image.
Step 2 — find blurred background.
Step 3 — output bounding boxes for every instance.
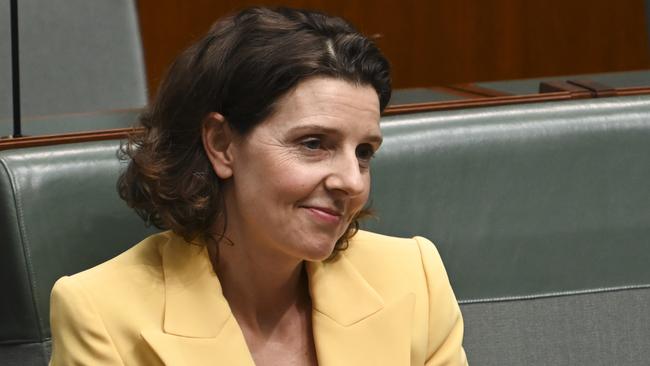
[137,0,650,96]
[2,0,650,136]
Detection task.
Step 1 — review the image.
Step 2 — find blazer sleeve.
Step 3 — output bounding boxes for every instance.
[414,236,468,366]
[49,276,124,366]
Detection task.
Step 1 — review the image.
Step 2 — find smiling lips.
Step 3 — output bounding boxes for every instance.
[301,205,343,224]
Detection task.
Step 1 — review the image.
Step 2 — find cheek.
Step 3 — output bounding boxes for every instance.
[257,160,322,201]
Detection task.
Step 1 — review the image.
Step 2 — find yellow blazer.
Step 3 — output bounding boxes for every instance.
[49,230,467,365]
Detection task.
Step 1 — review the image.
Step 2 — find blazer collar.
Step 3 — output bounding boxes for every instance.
[142,232,413,365]
[158,233,229,337]
[157,232,387,335]
[142,232,255,365]
[307,252,414,365]
[306,253,384,325]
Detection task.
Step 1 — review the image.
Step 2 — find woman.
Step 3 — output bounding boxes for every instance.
[49,7,467,366]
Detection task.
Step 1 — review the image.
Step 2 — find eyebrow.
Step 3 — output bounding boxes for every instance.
[287,124,383,145]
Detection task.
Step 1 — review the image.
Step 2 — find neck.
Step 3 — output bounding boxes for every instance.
[210,234,311,335]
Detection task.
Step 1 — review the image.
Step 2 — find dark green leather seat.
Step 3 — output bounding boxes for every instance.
[0,140,157,365]
[365,94,650,365]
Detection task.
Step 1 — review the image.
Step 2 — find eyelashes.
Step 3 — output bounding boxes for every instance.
[355,143,376,162]
[297,136,377,167]
[300,137,322,150]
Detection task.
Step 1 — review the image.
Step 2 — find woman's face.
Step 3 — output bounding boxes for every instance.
[212,77,382,262]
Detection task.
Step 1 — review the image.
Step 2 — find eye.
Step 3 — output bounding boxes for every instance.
[300,137,322,150]
[356,143,376,163]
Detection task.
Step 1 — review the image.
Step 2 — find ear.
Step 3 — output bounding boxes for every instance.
[202,112,235,179]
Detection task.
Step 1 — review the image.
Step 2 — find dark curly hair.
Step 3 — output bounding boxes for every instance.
[117,6,391,257]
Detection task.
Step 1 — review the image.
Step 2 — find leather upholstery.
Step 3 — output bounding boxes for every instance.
[0,141,157,364]
[0,1,9,129]
[461,287,650,365]
[364,94,650,365]
[367,94,650,301]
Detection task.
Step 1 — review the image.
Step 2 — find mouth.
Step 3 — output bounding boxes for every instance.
[300,205,344,224]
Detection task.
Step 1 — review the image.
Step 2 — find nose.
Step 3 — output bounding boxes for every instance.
[324,149,366,197]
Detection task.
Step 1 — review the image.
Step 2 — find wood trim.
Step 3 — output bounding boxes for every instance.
[567,79,618,97]
[383,91,575,115]
[610,86,650,96]
[539,80,592,94]
[4,88,650,150]
[0,127,142,151]
[428,86,487,99]
[383,85,650,116]
[446,83,513,97]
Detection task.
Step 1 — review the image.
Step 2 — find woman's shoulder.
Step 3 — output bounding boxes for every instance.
[49,231,181,334]
[346,229,443,266]
[51,231,177,308]
[342,230,466,364]
[343,229,448,288]
[49,232,179,365]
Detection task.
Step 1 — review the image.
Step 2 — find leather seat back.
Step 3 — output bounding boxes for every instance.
[366,94,650,364]
[0,140,157,365]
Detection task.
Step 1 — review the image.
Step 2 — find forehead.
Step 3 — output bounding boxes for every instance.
[262,77,381,134]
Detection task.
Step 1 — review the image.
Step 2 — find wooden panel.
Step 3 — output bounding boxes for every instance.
[0,128,134,150]
[137,0,650,94]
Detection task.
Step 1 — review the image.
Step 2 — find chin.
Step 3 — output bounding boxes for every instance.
[300,238,339,262]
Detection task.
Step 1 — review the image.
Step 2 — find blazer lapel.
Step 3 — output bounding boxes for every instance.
[140,232,414,365]
[307,254,415,366]
[141,233,255,366]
